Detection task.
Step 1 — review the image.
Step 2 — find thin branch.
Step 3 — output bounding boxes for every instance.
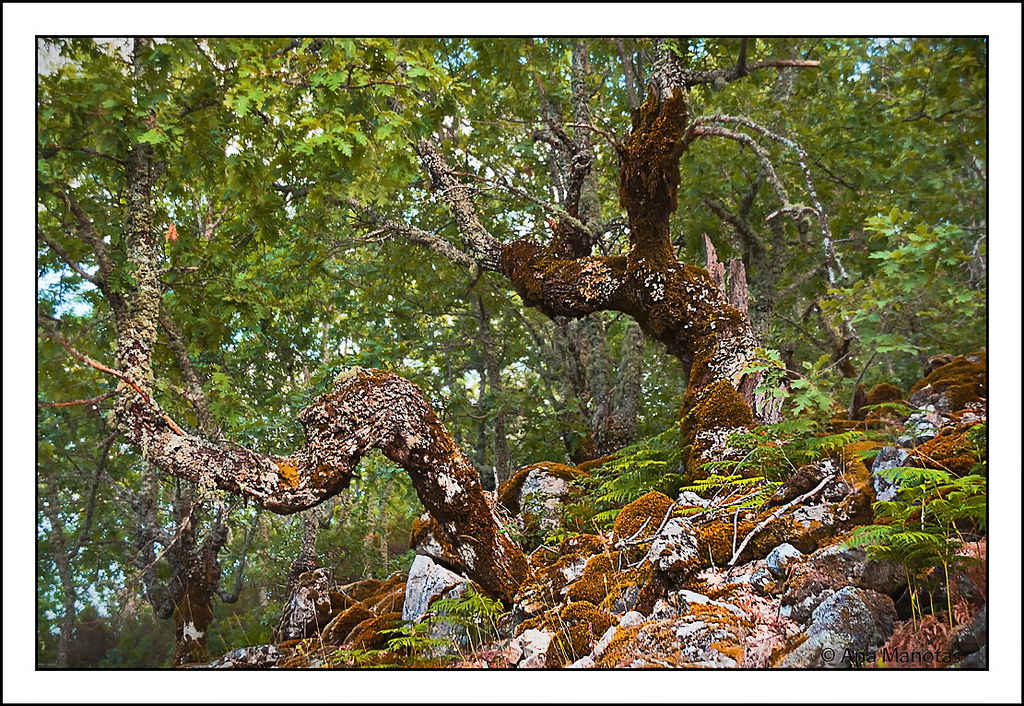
[37,228,102,287]
[695,114,846,283]
[691,125,790,205]
[728,474,834,566]
[38,390,117,408]
[680,58,820,88]
[335,196,476,269]
[39,319,185,436]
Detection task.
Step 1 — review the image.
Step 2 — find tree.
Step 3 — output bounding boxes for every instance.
[36,36,987,660]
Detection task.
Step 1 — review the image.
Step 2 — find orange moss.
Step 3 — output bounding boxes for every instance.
[612,491,674,543]
[320,602,373,646]
[347,611,403,650]
[575,454,619,474]
[598,563,661,615]
[909,353,986,412]
[692,507,827,568]
[689,379,754,431]
[565,552,619,604]
[559,533,606,557]
[275,460,301,489]
[592,623,645,668]
[362,574,407,615]
[546,601,615,667]
[912,426,981,477]
[866,382,904,406]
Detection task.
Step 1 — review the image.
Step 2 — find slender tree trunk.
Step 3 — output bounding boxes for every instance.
[41,489,76,669]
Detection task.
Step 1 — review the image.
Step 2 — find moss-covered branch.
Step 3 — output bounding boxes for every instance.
[119,367,529,602]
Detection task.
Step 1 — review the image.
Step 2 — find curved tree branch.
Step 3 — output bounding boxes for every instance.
[117,367,528,601]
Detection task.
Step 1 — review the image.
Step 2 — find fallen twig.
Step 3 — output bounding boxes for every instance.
[727,474,835,566]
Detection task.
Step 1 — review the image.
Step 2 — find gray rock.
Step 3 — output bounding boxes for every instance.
[871,445,910,502]
[275,568,334,641]
[951,604,987,656]
[648,517,699,577]
[518,467,572,533]
[955,645,987,669]
[402,554,467,623]
[750,567,774,594]
[780,544,905,624]
[897,407,942,446]
[766,543,804,579]
[779,586,896,668]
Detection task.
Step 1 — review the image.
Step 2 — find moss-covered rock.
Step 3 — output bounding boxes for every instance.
[909,352,986,413]
[496,462,587,549]
[612,491,675,562]
[545,601,615,667]
[911,425,982,477]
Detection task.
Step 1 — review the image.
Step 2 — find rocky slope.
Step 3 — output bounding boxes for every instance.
[202,352,988,669]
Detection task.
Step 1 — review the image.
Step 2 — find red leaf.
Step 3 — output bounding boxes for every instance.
[165,223,179,242]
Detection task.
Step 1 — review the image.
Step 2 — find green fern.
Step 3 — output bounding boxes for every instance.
[846,461,986,629]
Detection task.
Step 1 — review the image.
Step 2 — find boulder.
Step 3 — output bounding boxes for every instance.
[402,554,467,623]
[780,544,904,623]
[208,644,283,669]
[496,463,581,542]
[776,586,896,668]
[765,543,804,580]
[648,517,700,579]
[275,568,334,641]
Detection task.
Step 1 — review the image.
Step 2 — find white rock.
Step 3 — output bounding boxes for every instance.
[402,555,467,623]
[676,490,709,507]
[511,628,554,669]
[619,610,646,627]
[568,655,596,669]
[518,468,571,532]
[591,625,618,659]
